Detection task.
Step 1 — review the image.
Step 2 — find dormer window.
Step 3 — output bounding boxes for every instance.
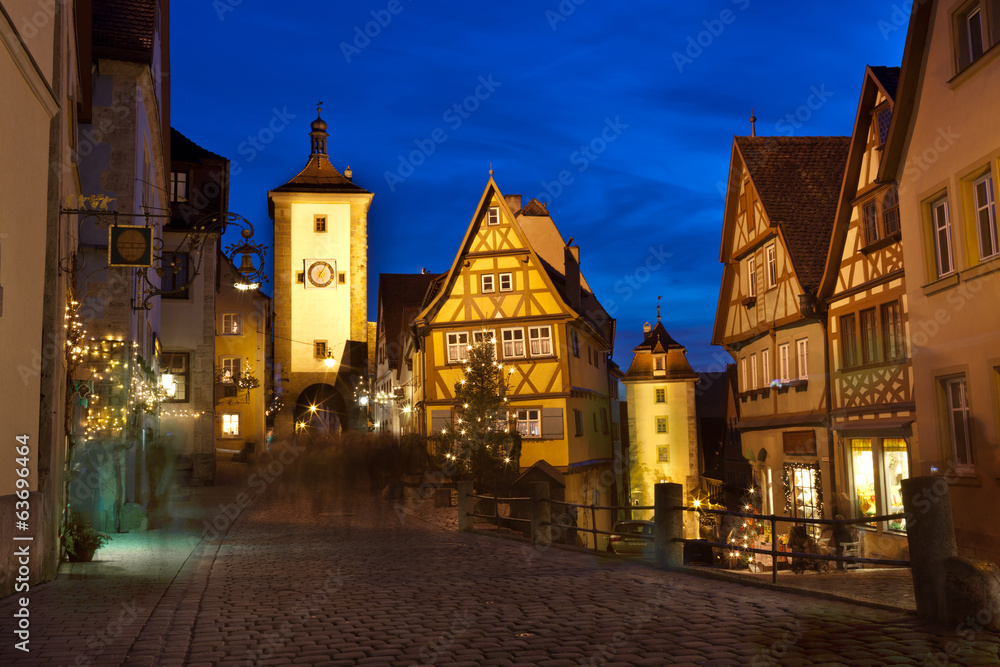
[873,104,892,147]
[654,356,665,375]
[487,206,500,226]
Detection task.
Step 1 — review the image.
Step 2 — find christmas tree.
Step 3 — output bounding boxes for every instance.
[726,480,765,571]
[440,336,521,492]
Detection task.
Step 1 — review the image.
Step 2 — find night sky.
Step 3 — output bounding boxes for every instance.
[171,1,908,370]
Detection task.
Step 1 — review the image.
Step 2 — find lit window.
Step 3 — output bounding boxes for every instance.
[946,377,973,471]
[502,328,525,358]
[932,197,955,277]
[973,172,998,260]
[221,413,240,438]
[162,352,189,402]
[222,313,241,335]
[747,254,757,298]
[883,439,909,531]
[788,464,821,538]
[796,339,809,380]
[170,171,188,202]
[654,388,666,403]
[446,332,469,363]
[765,244,777,288]
[657,446,669,463]
[487,206,500,226]
[314,215,327,233]
[481,274,495,293]
[850,439,877,523]
[528,326,552,356]
[515,409,540,438]
[499,272,513,292]
[779,343,790,381]
[655,416,668,434]
[220,356,240,383]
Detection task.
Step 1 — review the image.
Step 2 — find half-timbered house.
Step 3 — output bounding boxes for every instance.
[411,177,617,514]
[818,66,913,559]
[713,135,850,536]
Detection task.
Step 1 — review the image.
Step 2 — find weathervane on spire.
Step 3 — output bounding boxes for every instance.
[317,101,324,116]
[750,108,757,137]
[657,295,662,322]
[489,162,494,177]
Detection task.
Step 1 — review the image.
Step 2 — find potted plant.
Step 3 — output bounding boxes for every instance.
[64,513,111,562]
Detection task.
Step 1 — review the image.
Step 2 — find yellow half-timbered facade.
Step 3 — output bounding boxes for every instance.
[819,66,913,560]
[713,135,850,535]
[412,179,617,511]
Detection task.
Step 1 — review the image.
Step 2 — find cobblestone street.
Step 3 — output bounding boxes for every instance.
[3,475,999,666]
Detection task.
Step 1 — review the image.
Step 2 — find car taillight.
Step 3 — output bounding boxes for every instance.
[610,535,620,541]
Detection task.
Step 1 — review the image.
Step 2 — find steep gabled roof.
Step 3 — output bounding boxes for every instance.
[869,65,901,101]
[171,128,226,163]
[92,0,155,57]
[734,135,851,292]
[818,66,902,301]
[377,273,437,369]
[633,320,684,352]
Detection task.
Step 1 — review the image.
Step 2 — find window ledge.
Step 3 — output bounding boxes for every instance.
[947,469,981,486]
[837,358,908,374]
[948,40,1000,89]
[860,233,901,255]
[922,272,959,296]
[959,256,1000,282]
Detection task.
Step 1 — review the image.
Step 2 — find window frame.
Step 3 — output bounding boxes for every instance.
[654,387,666,403]
[931,196,956,277]
[741,356,748,392]
[747,254,757,298]
[527,325,553,357]
[220,412,240,439]
[882,186,900,237]
[314,340,328,359]
[765,243,777,289]
[762,348,771,385]
[314,214,327,233]
[655,416,668,434]
[573,409,584,437]
[945,376,974,472]
[841,313,860,368]
[501,327,525,359]
[221,312,241,336]
[657,446,669,463]
[862,198,880,246]
[515,408,541,438]
[498,272,513,292]
[750,353,758,390]
[170,170,188,202]
[881,301,905,361]
[973,172,998,261]
[779,343,790,381]
[162,352,190,403]
[446,332,469,364]
[487,206,500,226]
[481,273,495,294]
[860,308,879,365]
[796,338,809,380]
[219,355,241,384]
[570,330,580,358]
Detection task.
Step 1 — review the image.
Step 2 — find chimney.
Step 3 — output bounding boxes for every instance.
[504,194,522,214]
[564,243,581,312]
[643,322,652,334]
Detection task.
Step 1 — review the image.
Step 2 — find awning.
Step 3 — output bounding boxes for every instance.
[833,418,914,432]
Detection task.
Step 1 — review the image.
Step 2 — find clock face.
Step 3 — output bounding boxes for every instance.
[307,260,335,288]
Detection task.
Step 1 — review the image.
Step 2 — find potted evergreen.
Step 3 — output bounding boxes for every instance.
[64,513,111,562]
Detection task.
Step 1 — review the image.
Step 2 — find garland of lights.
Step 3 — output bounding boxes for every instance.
[782,461,824,519]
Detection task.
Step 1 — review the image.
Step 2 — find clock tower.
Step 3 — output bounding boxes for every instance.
[268,107,372,440]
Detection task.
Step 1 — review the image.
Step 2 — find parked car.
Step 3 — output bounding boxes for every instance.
[608,520,654,558]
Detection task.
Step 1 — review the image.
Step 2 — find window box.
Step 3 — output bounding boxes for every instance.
[741,296,757,307]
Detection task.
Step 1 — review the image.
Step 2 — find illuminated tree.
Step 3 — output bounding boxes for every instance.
[440,337,521,491]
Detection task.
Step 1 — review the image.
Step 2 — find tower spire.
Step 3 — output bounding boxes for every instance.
[657,295,662,322]
[310,102,328,155]
[749,108,757,137]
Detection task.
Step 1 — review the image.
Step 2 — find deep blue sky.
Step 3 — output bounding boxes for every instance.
[171,1,908,371]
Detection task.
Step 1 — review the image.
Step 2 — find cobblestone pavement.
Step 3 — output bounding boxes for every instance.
[4,477,999,666]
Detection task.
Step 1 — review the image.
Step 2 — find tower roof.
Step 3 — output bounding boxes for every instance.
[623,316,697,382]
[270,108,370,195]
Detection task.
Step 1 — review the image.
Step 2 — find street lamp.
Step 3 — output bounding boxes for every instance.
[324,353,336,368]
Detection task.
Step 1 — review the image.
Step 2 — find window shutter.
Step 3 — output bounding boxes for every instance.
[541,408,563,439]
[430,409,451,434]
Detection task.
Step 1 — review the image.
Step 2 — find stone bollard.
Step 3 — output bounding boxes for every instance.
[457,481,473,532]
[901,475,957,623]
[529,481,551,550]
[655,483,684,569]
